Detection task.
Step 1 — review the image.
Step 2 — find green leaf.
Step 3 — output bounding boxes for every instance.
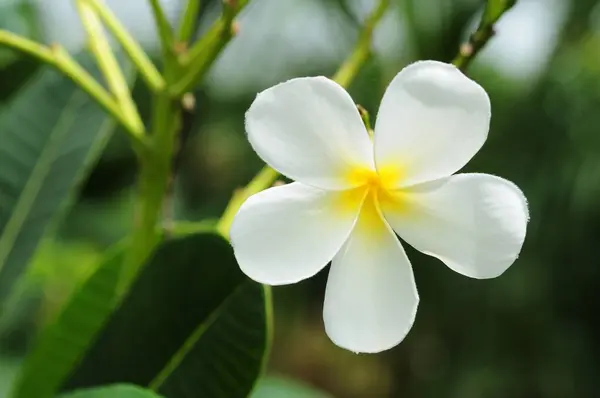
[60,384,164,398]
[11,241,126,398]
[0,56,132,302]
[64,233,271,398]
[16,232,271,398]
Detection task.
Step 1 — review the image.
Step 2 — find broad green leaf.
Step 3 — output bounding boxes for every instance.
[63,233,271,398]
[0,58,42,104]
[0,57,132,302]
[251,376,332,398]
[11,242,126,398]
[16,232,270,398]
[60,384,164,398]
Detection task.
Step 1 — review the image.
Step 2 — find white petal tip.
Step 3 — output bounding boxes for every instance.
[325,295,419,354]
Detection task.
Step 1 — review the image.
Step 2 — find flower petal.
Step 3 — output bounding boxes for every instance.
[374,61,491,187]
[246,77,374,190]
[323,194,419,353]
[230,182,365,285]
[380,173,529,279]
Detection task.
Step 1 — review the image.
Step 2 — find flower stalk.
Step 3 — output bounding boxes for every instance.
[357,104,373,136]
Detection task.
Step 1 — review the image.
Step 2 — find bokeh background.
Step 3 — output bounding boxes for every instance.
[1,0,599,397]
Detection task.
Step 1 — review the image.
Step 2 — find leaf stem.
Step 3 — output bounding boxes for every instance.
[216,167,278,237]
[122,0,251,291]
[177,0,202,43]
[121,93,180,291]
[148,0,178,78]
[215,0,392,237]
[332,0,390,87]
[76,0,145,137]
[170,0,249,96]
[452,0,517,71]
[0,29,146,142]
[85,0,166,91]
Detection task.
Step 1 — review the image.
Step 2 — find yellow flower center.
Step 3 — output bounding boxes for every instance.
[336,165,410,235]
[346,166,401,191]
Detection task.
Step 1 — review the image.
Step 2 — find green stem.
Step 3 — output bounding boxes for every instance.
[170,220,218,237]
[216,167,278,237]
[452,0,517,71]
[77,0,145,136]
[148,0,177,78]
[171,0,249,96]
[0,29,146,141]
[177,0,202,43]
[121,0,251,288]
[215,0,392,237]
[86,0,166,91]
[357,104,372,133]
[332,0,390,87]
[122,94,180,290]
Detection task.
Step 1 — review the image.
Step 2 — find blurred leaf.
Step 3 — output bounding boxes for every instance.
[0,57,133,303]
[60,384,164,398]
[0,58,40,104]
[60,233,270,398]
[0,0,42,103]
[482,0,517,25]
[0,0,39,68]
[0,357,20,396]
[251,376,332,398]
[11,242,126,398]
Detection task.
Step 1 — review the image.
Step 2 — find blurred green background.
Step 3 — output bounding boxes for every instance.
[1,0,600,397]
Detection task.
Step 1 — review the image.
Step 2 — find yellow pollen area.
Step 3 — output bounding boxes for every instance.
[345,165,401,191]
[335,165,412,234]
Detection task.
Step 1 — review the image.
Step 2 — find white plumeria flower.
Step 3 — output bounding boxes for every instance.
[230,60,529,354]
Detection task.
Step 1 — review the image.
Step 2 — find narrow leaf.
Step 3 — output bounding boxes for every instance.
[12,242,126,398]
[0,56,132,302]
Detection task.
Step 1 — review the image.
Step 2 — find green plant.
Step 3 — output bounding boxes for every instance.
[0,0,516,396]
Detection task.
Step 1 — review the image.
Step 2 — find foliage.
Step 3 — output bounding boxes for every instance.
[0,56,131,304]
[1,0,596,397]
